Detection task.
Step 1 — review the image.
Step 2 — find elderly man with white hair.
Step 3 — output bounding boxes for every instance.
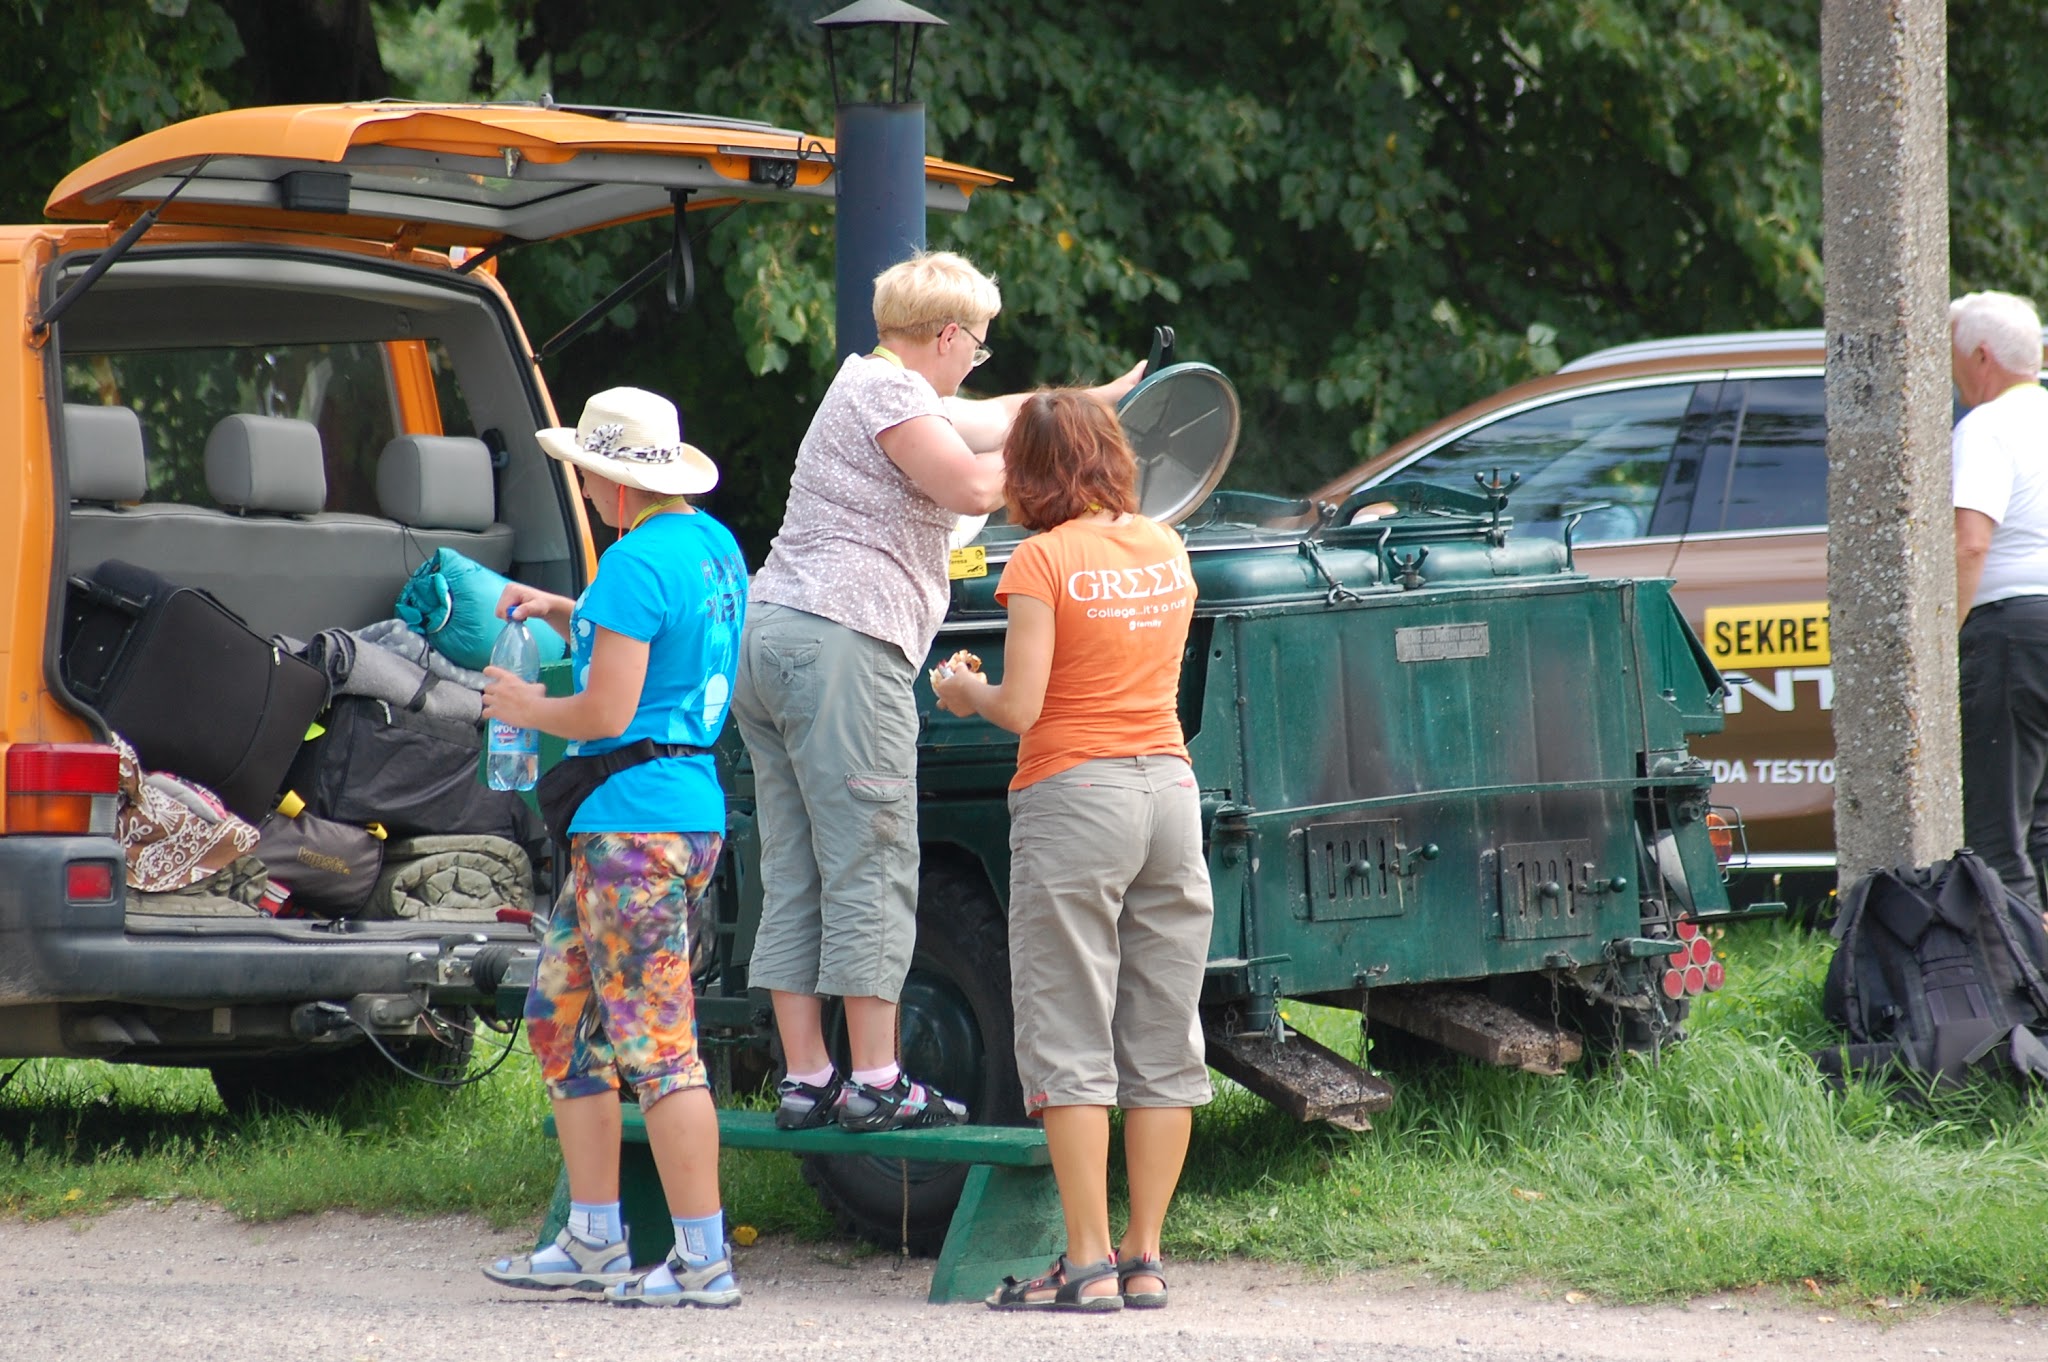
[1951,289,2048,906]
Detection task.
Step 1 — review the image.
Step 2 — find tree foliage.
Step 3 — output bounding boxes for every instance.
[2,2,2042,559]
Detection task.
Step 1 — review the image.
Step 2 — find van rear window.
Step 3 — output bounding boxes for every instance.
[63,343,404,515]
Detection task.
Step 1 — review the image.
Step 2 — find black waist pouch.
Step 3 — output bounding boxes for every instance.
[536,739,710,840]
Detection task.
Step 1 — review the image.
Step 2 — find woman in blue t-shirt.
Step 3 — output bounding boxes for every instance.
[480,388,748,1310]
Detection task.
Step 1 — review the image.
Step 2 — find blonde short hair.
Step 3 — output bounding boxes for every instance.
[873,250,1001,341]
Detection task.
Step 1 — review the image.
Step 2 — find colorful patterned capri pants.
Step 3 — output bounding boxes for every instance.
[525,831,723,1109]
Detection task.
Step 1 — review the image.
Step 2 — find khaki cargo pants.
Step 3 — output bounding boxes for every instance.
[731,603,921,1002]
[1007,755,1215,1114]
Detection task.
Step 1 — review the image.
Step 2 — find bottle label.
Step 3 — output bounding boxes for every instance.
[489,719,535,750]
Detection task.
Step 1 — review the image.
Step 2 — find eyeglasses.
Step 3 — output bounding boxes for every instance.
[955,322,993,368]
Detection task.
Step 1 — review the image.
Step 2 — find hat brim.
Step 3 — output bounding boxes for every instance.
[537,428,719,496]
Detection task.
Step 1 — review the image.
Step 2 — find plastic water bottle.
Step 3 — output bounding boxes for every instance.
[485,616,540,791]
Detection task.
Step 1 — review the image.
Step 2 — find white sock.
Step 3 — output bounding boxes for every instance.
[787,1063,836,1089]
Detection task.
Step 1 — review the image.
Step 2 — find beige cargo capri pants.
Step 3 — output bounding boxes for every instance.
[731,603,921,1002]
[1007,755,1215,1115]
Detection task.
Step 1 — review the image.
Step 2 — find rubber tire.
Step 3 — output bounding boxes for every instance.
[800,862,1023,1255]
[209,1010,477,1119]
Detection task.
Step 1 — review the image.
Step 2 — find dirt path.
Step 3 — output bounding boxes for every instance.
[2,1205,2042,1362]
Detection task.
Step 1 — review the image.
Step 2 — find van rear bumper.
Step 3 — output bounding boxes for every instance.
[0,834,502,1007]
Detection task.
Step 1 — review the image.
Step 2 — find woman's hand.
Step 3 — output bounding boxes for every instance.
[930,664,987,718]
[495,583,575,639]
[481,666,547,729]
[1088,360,1148,409]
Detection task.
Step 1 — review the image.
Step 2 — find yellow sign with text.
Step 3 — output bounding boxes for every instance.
[947,545,988,580]
[1703,601,1831,668]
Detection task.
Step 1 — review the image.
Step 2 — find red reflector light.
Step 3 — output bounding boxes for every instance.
[1683,965,1708,996]
[1675,918,1699,941]
[1705,960,1726,991]
[8,744,120,795]
[65,860,116,902]
[1662,969,1686,999]
[1688,936,1714,966]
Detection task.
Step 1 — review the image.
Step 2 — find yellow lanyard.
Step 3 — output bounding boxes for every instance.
[871,345,905,367]
[627,493,691,532]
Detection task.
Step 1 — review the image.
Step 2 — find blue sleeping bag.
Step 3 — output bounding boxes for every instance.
[393,547,567,672]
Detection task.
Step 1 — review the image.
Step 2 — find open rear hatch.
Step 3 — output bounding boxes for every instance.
[43,103,1006,937]
[45,101,1006,247]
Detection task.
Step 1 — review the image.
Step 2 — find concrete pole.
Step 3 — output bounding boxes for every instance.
[1821,0,1960,881]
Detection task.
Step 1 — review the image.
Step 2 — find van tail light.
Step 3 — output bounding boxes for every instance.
[6,743,121,836]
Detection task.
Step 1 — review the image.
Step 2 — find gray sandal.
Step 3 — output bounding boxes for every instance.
[1119,1253,1169,1309]
[483,1228,634,1293]
[604,1249,742,1309]
[986,1254,1123,1312]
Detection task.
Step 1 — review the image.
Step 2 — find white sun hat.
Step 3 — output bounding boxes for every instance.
[536,386,718,496]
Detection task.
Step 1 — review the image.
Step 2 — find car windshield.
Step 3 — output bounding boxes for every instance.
[1385,383,1694,542]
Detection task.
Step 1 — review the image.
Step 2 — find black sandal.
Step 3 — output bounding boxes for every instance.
[1118,1252,1169,1309]
[984,1253,1123,1312]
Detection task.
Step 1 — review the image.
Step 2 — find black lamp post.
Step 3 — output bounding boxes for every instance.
[815,0,948,357]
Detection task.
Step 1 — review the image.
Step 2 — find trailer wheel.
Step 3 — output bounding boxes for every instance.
[801,861,1023,1254]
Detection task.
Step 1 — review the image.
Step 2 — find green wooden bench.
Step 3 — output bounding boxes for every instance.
[536,1105,1061,1304]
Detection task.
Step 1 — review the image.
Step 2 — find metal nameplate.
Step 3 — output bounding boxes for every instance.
[1394,622,1490,662]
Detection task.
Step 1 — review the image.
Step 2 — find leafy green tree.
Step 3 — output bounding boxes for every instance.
[0,0,242,224]
[489,1,1827,553]
[10,1,2048,561]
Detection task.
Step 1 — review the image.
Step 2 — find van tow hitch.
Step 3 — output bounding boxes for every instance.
[405,934,536,1009]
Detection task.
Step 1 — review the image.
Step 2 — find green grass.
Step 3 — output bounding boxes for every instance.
[3,921,2045,1302]
[0,1029,832,1241]
[1164,920,2048,1303]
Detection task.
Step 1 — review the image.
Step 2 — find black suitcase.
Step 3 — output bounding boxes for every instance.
[62,559,329,822]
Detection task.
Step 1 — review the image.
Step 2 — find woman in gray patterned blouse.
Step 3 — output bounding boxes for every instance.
[732,249,1142,1131]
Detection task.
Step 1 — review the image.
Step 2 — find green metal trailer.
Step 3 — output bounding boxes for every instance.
[687,367,1734,1249]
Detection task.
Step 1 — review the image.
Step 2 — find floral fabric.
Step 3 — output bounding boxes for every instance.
[525,830,723,1107]
[113,735,260,892]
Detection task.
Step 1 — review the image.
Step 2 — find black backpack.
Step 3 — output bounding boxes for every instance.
[1815,850,2048,1091]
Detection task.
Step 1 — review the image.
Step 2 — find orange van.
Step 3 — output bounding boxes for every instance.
[0,102,997,1107]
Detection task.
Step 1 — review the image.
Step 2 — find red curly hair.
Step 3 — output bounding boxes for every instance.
[1002,390,1139,532]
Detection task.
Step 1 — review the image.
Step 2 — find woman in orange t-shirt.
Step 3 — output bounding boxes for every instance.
[932,390,1214,1313]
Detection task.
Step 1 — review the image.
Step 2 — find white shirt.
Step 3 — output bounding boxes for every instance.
[1952,381,2048,606]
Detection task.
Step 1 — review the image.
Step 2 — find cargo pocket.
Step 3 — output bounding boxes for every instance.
[758,635,821,693]
[846,772,914,848]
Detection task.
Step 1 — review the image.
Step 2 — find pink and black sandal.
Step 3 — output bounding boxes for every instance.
[1119,1252,1169,1309]
[984,1253,1123,1312]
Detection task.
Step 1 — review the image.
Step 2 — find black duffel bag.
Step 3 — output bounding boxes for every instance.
[284,695,545,855]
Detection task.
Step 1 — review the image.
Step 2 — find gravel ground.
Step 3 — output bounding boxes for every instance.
[3,1205,2044,1362]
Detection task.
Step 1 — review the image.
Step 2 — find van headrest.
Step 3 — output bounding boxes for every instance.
[204,414,326,514]
[375,435,496,532]
[64,403,148,504]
